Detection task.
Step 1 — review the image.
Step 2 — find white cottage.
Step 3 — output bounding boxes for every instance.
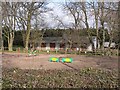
[40,36,100,52]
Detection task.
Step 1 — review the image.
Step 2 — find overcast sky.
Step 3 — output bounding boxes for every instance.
[33,0,118,29]
[43,0,119,29]
[43,1,96,29]
[44,2,74,28]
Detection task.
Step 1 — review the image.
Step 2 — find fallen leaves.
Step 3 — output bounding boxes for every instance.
[2,67,119,88]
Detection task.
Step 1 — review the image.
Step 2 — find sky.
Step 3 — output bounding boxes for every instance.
[43,2,75,28]
[30,0,119,29]
[43,0,119,28]
[43,1,96,29]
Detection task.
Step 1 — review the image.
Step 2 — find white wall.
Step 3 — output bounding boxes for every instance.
[87,44,92,51]
[46,43,50,50]
[104,42,115,48]
[55,43,60,50]
[87,37,100,51]
[92,37,100,49]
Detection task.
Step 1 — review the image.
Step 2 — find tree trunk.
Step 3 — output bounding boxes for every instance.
[95,17,99,50]
[100,2,105,55]
[8,37,13,51]
[25,11,32,50]
[25,40,29,50]
[84,9,95,52]
[8,41,13,51]
[102,24,105,51]
[69,42,72,50]
[107,31,114,56]
[94,4,99,51]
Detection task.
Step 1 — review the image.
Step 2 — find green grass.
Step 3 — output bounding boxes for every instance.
[2,67,118,88]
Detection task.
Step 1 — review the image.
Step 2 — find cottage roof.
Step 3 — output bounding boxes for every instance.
[42,37,66,43]
[42,36,91,48]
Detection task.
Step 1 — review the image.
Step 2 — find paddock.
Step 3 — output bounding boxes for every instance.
[2,52,118,71]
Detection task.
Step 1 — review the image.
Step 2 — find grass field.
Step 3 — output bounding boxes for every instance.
[2,52,119,88]
[2,68,118,88]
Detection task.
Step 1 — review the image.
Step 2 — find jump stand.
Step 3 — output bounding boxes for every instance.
[49,57,59,62]
[61,58,73,63]
[49,57,73,63]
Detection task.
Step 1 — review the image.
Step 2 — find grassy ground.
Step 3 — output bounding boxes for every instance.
[2,67,118,88]
[2,51,119,88]
[2,49,119,56]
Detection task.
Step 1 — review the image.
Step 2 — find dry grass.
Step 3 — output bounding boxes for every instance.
[2,52,119,88]
[2,67,118,88]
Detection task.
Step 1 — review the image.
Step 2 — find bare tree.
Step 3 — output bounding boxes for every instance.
[2,2,19,51]
[78,2,96,52]
[99,2,105,51]
[62,2,84,52]
[59,2,95,52]
[29,11,46,49]
[89,2,100,51]
[64,2,82,30]
[98,2,118,55]
[17,2,45,50]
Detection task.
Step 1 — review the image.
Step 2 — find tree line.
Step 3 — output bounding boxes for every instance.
[3,28,117,48]
[1,1,120,52]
